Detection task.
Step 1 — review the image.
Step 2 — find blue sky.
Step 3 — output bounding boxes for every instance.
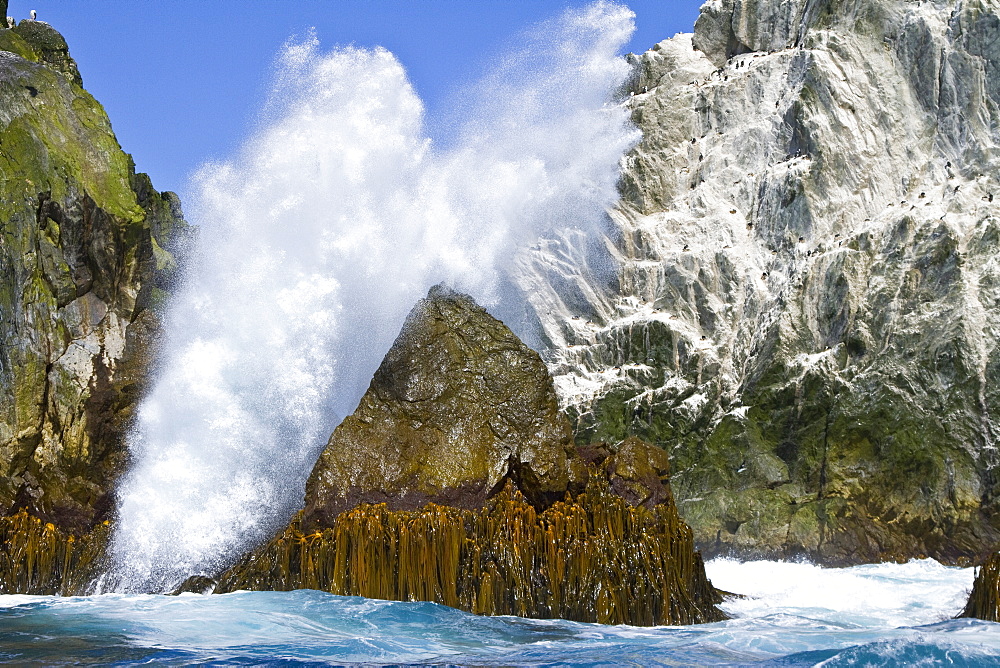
[9,1,704,197]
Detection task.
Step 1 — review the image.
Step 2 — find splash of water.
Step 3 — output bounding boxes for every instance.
[108,2,639,592]
[705,558,974,629]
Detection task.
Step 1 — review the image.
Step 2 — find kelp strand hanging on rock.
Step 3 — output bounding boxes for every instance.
[0,511,108,595]
[216,479,726,626]
[958,552,1000,621]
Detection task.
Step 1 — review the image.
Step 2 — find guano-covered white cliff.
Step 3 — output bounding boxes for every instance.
[519,0,1000,564]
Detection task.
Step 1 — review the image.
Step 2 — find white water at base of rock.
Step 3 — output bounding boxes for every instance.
[705,558,974,629]
[107,2,639,592]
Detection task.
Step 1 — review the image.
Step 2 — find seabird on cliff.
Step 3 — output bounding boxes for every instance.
[29,9,36,20]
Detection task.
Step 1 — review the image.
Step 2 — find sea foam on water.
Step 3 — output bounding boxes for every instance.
[108,1,639,592]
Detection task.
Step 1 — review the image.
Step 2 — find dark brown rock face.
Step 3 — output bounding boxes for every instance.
[303,285,587,528]
[580,436,673,508]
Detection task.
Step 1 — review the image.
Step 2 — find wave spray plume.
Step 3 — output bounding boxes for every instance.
[108,1,639,592]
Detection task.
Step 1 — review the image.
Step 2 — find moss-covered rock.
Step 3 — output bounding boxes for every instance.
[0,23,187,534]
[11,20,81,85]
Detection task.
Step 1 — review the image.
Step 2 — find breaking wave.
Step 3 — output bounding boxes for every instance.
[108,2,638,591]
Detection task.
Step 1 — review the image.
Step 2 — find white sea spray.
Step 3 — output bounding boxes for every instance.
[107,2,639,591]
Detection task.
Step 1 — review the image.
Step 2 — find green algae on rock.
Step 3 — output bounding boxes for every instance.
[0,21,189,536]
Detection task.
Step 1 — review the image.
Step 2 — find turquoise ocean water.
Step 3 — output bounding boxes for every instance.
[1,558,996,666]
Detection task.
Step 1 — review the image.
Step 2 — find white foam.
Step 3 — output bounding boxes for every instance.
[705,558,975,628]
[108,1,639,591]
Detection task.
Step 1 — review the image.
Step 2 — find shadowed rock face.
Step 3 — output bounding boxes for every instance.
[579,436,673,508]
[303,285,587,529]
[0,22,188,533]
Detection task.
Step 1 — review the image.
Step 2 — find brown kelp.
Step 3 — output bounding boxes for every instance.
[958,551,1000,621]
[217,478,726,626]
[0,511,109,595]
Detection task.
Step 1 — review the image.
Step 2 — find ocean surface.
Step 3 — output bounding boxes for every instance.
[0,558,996,666]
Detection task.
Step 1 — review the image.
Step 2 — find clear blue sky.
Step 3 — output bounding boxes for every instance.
[10,1,704,198]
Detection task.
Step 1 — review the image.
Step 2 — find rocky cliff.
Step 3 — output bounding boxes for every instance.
[0,19,187,534]
[518,0,1000,564]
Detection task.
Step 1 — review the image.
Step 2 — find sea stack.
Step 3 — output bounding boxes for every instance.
[218,286,726,626]
[0,19,187,594]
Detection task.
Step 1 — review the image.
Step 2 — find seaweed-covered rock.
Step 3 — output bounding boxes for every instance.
[0,23,188,533]
[237,288,726,626]
[221,479,727,626]
[958,551,1000,621]
[0,510,109,595]
[303,285,587,528]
